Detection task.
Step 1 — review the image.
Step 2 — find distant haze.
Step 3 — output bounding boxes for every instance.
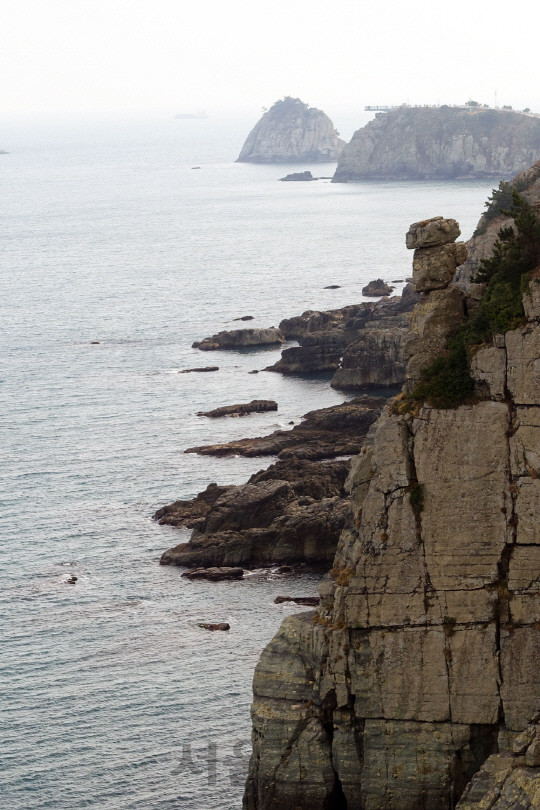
[0,0,537,129]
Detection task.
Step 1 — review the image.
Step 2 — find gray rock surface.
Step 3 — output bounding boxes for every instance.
[334,107,540,181]
[237,97,345,163]
[192,327,284,350]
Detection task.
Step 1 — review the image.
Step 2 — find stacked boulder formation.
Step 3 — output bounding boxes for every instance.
[242,214,540,810]
[404,215,468,390]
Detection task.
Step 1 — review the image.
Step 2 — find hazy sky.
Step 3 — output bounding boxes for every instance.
[0,0,536,123]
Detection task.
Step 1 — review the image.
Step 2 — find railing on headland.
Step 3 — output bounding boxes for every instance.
[364,104,540,118]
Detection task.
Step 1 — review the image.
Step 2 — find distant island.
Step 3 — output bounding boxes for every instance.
[237,96,345,163]
[333,104,540,180]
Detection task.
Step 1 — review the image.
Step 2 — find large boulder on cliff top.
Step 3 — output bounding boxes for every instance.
[333,106,540,180]
[237,97,345,163]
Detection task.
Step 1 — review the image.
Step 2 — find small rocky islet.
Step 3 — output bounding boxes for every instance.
[156,157,540,808]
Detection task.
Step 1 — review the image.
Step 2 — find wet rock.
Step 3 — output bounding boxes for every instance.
[274,595,320,605]
[179,366,219,373]
[277,565,293,573]
[279,170,317,181]
[233,315,254,321]
[192,327,284,351]
[362,278,394,297]
[198,622,230,631]
[196,400,277,418]
[181,567,244,581]
[324,284,341,289]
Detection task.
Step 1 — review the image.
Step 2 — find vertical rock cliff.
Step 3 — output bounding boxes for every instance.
[237,97,345,163]
[333,107,540,181]
[243,205,540,809]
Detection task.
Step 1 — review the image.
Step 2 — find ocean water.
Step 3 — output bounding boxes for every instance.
[0,116,495,809]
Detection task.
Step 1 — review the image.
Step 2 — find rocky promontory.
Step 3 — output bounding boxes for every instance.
[242,196,540,808]
[334,106,540,181]
[269,284,420,387]
[237,97,345,163]
[158,396,386,568]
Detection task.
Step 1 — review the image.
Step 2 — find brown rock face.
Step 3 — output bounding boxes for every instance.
[406,216,461,249]
[412,242,468,291]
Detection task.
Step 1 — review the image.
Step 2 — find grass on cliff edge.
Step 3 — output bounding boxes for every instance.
[409,191,540,409]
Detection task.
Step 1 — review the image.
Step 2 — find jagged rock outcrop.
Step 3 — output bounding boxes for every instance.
[185,395,386,459]
[457,719,540,809]
[159,457,350,568]
[269,285,419,383]
[192,327,284,350]
[237,97,345,163]
[334,107,540,181]
[362,279,394,297]
[243,211,540,809]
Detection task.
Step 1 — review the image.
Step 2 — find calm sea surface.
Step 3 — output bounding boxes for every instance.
[0,117,494,809]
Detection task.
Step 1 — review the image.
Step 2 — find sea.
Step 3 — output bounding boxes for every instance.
[0,115,495,809]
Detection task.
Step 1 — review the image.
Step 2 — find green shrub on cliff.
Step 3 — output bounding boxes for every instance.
[473,179,529,236]
[412,192,540,408]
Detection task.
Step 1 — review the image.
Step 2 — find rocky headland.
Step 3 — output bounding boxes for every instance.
[157,396,386,568]
[237,97,345,163]
[241,186,540,808]
[333,106,540,181]
[269,284,420,387]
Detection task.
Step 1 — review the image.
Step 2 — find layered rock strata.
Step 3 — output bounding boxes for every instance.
[237,97,345,163]
[242,218,540,809]
[334,106,540,181]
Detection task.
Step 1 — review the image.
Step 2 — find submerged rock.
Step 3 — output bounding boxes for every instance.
[181,567,244,581]
[179,366,219,373]
[196,400,277,418]
[237,96,345,163]
[274,596,320,606]
[192,327,284,351]
[198,622,230,631]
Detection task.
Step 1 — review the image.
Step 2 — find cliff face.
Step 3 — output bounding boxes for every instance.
[454,160,540,295]
[333,107,540,181]
[243,211,540,809]
[237,97,345,163]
